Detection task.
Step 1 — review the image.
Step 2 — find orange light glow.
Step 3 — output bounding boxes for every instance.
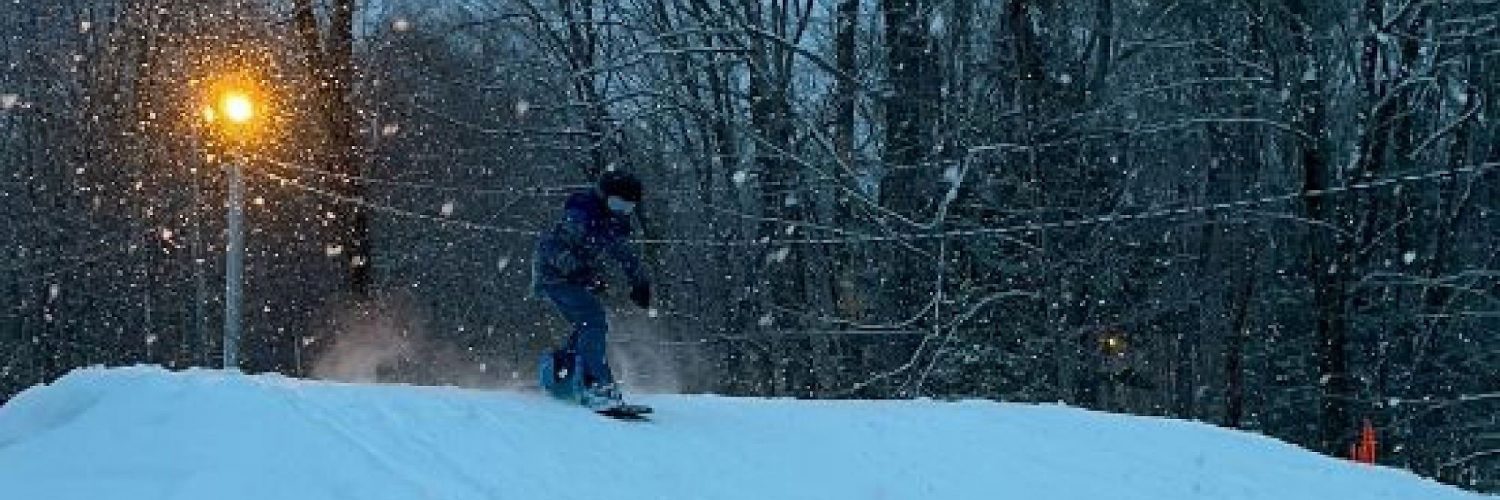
[218,91,255,124]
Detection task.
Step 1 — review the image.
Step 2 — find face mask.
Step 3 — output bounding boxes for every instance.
[607,196,637,215]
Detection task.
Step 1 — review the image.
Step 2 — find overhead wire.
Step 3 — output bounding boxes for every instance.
[267,153,794,199]
[254,155,1497,248]
[265,156,585,196]
[637,161,1500,246]
[257,157,543,237]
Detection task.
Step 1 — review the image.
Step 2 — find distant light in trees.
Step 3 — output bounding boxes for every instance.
[1099,331,1128,357]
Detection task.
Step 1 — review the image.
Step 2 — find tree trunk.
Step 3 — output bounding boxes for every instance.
[293,0,370,299]
[1223,278,1254,428]
[879,0,936,333]
[880,0,934,219]
[832,0,860,324]
[562,0,610,177]
[1283,0,1352,454]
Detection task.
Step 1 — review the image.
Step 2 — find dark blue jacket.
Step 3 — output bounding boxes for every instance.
[532,190,647,293]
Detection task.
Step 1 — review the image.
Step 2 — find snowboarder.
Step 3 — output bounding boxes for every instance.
[533,170,652,411]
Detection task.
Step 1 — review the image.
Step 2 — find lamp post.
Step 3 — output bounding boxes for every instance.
[203,88,259,370]
[223,153,245,369]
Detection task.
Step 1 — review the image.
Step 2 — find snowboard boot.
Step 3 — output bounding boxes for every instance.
[539,350,585,401]
[581,382,624,411]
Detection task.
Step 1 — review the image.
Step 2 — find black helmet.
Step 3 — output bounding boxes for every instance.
[598,170,643,203]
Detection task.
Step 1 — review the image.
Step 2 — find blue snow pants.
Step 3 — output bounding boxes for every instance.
[541,284,613,388]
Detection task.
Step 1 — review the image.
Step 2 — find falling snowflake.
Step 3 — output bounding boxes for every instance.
[325,245,344,257]
[392,19,412,32]
[0,94,18,110]
[515,99,531,118]
[1402,251,1417,265]
[758,314,774,327]
[440,201,456,216]
[496,256,511,271]
[768,247,790,263]
[732,170,750,185]
[381,123,401,137]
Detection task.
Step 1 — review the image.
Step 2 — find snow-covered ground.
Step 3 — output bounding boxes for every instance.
[0,366,1485,500]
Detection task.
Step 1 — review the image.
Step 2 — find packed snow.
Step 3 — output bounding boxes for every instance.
[0,366,1485,500]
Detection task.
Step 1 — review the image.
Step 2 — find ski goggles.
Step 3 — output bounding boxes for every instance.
[607,196,637,214]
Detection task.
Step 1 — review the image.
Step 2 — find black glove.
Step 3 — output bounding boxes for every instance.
[629,284,651,310]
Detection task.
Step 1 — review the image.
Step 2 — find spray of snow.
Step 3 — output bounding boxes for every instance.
[309,294,523,389]
[308,293,688,395]
[605,308,687,394]
[310,296,423,383]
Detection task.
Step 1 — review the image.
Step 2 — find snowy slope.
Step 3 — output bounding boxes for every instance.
[0,367,1485,500]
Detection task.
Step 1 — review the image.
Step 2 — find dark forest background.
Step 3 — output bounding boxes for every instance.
[1,0,1496,491]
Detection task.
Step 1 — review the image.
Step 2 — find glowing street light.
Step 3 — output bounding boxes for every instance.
[218,91,256,124]
[202,86,261,131]
[201,82,267,370]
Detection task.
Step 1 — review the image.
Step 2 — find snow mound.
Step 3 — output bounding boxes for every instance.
[0,366,1485,500]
